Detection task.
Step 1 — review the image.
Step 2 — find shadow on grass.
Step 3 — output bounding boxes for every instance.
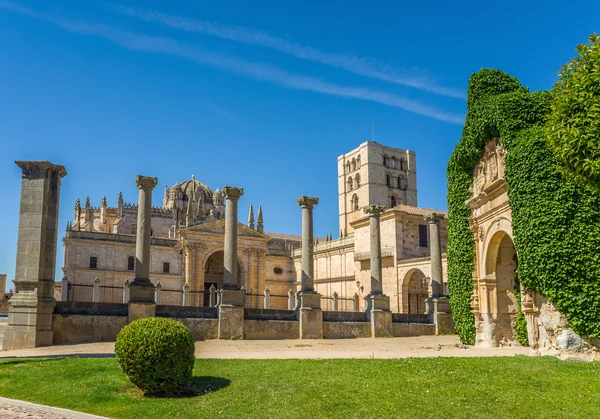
[145,376,231,399]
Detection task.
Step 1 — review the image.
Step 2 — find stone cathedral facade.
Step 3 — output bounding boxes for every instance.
[62,141,448,312]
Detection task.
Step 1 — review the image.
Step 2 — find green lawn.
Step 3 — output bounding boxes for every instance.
[0,356,598,418]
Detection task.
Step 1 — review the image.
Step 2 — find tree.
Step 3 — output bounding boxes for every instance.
[546,34,600,187]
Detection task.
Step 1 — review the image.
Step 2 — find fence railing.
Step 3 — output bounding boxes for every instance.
[61,279,360,312]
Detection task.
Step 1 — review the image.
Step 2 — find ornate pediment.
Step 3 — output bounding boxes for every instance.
[471,138,506,196]
[466,138,507,209]
[180,219,269,240]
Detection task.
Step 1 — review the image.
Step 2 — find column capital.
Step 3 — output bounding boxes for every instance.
[364,205,386,215]
[297,196,319,208]
[424,212,446,223]
[222,186,244,200]
[135,175,158,190]
[15,160,67,179]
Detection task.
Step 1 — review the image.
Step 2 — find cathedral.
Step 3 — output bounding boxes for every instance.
[62,141,449,312]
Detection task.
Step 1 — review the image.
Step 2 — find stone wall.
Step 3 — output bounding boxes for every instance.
[52,302,128,344]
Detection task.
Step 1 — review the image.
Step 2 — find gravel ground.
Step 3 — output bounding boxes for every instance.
[0,398,108,419]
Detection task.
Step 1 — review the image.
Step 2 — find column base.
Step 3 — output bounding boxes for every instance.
[217,289,246,306]
[2,292,56,350]
[218,305,244,339]
[364,293,390,311]
[296,290,321,309]
[426,296,455,335]
[128,279,156,303]
[128,301,156,323]
[365,294,392,337]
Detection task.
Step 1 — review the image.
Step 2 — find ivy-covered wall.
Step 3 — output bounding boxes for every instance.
[447,69,600,345]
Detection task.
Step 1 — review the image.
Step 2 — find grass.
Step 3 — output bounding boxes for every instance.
[0,356,598,418]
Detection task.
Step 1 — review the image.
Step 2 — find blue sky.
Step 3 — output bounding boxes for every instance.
[0,0,598,290]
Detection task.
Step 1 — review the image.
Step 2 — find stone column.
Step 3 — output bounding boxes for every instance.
[217,186,245,339]
[295,196,322,338]
[3,161,67,350]
[424,213,453,335]
[425,213,445,297]
[363,205,392,337]
[128,175,158,322]
[222,186,243,290]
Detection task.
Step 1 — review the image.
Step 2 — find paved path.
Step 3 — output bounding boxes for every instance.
[0,335,530,359]
[0,397,109,419]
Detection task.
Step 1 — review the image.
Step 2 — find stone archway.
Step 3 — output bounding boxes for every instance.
[401,269,430,314]
[202,250,244,306]
[477,231,519,347]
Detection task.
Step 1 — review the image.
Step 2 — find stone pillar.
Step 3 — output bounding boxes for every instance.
[295,196,322,338]
[183,283,189,306]
[424,212,453,335]
[155,282,162,305]
[209,284,216,307]
[61,277,69,302]
[425,213,445,298]
[123,280,130,304]
[128,175,158,323]
[353,293,360,312]
[217,186,245,339]
[3,161,66,350]
[92,278,100,303]
[363,205,392,337]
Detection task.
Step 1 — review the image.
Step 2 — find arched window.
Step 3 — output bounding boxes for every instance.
[351,158,356,171]
[127,256,135,271]
[400,158,407,171]
[346,161,351,173]
[383,155,388,167]
[352,194,359,211]
[391,157,397,169]
[390,195,398,207]
[386,174,391,187]
[398,175,407,189]
[357,155,361,168]
[348,176,354,190]
[355,173,361,187]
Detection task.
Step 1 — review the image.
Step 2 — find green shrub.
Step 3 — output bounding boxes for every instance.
[115,317,195,396]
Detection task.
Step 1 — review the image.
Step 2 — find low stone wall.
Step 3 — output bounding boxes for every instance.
[53,302,128,344]
[245,320,299,340]
[392,322,435,337]
[323,311,368,323]
[175,318,218,340]
[392,313,430,323]
[323,321,371,338]
[245,308,296,321]
[156,305,218,319]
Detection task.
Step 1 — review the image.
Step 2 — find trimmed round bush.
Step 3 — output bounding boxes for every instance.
[115,317,195,396]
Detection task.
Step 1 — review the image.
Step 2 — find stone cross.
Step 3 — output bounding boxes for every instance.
[129,175,158,303]
[364,205,386,295]
[425,213,445,298]
[3,161,67,350]
[222,186,243,289]
[297,196,319,292]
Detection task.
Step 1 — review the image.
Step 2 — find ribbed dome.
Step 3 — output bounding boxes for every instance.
[178,178,213,202]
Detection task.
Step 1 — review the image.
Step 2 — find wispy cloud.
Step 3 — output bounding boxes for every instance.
[0,2,465,124]
[203,101,242,126]
[117,6,466,100]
